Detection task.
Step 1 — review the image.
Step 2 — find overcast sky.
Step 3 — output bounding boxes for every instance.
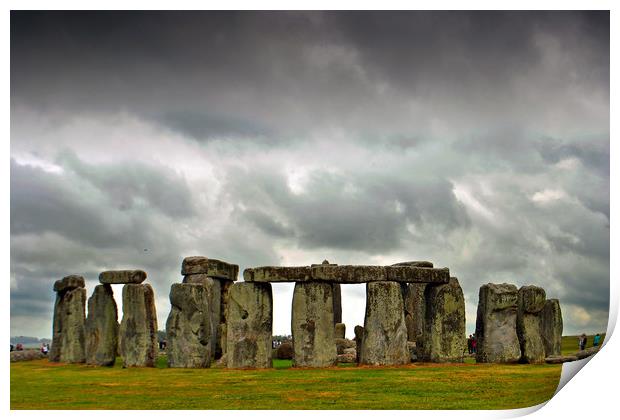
[10,11,609,339]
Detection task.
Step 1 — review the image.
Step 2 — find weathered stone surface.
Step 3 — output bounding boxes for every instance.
[244,266,311,282]
[332,283,342,324]
[99,270,147,284]
[354,325,364,364]
[337,353,356,363]
[335,338,356,355]
[291,282,337,367]
[226,282,273,368]
[475,283,521,363]
[360,281,409,366]
[335,323,346,339]
[53,275,85,292]
[517,285,546,364]
[183,274,221,358]
[545,355,577,364]
[11,349,49,363]
[401,283,426,344]
[85,284,119,366]
[182,256,239,279]
[49,287,87,363]
[244,264,449,283]
[420,278,466,362]
[575,347,599,360]
[166,283,212,368]
[386,266,450,284]
[541,299,563,357]
[392,261,434,268]
[407,341,418,362]
[118,284,158,367]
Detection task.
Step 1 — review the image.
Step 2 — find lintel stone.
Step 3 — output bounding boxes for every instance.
[99,270,147,284]
[182,256,239,280]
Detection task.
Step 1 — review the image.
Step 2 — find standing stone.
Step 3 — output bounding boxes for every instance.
[118,284,158,367]
[475,283,521,363]
[541,299,563,357]
[332,283,342,324]
[335,323,346,339]
[354,325,364,364]
[226,282,273,368]
[85,284,119,366]
[517,285,546,364]
[50,276,87,363]
[166,283,212,368]
[401,283,427,345]
[291,282,337,367]
[420,278,466,362]
[218,279,234,359]
[360,281,409,366]
[183,274,221,359]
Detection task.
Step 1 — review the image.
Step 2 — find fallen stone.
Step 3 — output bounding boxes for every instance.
[99,270,147,284]
[545,355,578,364]
[360,281,409,366]
[343,347,356,355]
[292,282,337,367]
[49,287,87,363]
[575,347,599,360]
[517,285,546,364]
[182,256,239,280]
[215,355,227,367]
[475,283,521,363]
[337,353,356,363]
[85,284,119,366]
[166,283,212,368]
[541,299,563,357]
[11,349,49,362]
[335,338,356,355]
[335,323,346,339]
[226,282,273,368]
[420,278,466,362]
[53,275,86,292]
[118,284,158,367]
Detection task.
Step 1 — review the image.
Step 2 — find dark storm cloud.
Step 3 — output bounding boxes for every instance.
[10,11,609,337]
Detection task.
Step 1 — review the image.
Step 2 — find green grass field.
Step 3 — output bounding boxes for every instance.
[11,355,561,410]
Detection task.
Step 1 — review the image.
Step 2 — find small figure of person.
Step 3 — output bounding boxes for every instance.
[593,333,601,347]
[16,343,23,351]
[41,343,49,355]
[578,333,587,350]
[471,335,477,354]
[467,335,473,354]
[10,344,14,352]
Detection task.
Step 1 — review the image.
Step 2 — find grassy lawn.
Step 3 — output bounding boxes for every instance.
[11,355,561,410]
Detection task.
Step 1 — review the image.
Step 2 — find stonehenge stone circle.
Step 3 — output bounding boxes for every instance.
[166,283,212,368]
[334,322,346,339]
[226,282,273,368]
[291,282,337,367]
[50,275,87,363]
[119,283,158,367]
[99,270,146,284]
[541,299,563,357]
[420,277,466,362]
[360,281,409,366]
[394,261,431,344]
[475,283,521,363]
[517,285,546,363]
[85,284,119,366]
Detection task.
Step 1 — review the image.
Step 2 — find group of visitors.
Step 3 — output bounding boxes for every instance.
[467,334,477,354]
[579,333,603,350]
[9,342,49,353]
